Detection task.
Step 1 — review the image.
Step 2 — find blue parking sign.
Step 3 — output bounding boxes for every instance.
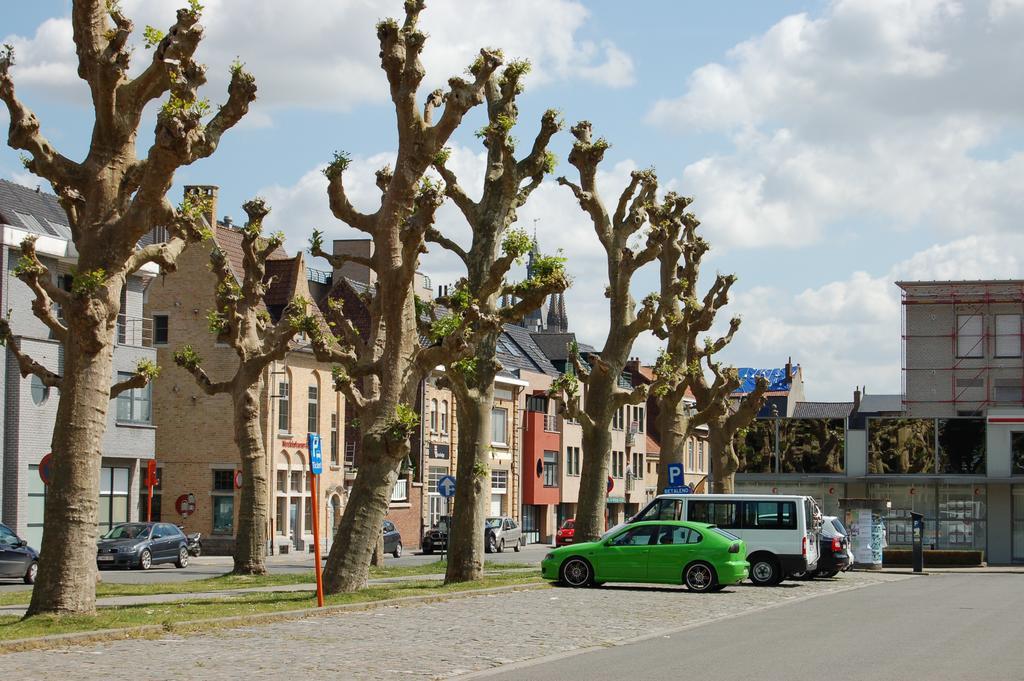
[308,433,323,475]
[667,463,684,487]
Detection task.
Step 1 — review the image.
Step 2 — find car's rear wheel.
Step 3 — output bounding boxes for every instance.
[393,542,403,559]
[138,549,152,571]
[514,537,521,552]
[710,584,727,592]
[821,569,840,578]
[684,562,717,593]
[560,557,593,587]
[24,561,38,585]
[749,554,781,586]
[175,547,189,568]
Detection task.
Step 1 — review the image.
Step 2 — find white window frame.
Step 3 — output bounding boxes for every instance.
[957,314,983,359]
[491,407,508,446]
[996,314,1021,358]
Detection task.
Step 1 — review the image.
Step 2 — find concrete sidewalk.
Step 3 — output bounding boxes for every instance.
[0,568,538,618]
[868,565,1024,575]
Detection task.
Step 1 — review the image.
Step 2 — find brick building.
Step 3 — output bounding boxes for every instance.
[147,186,348,555]
[0,180,159,548]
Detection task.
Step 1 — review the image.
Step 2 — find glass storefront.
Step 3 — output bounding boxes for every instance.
[734,480,846,517]
[1014,486,1024,563]
[868,483,987,552]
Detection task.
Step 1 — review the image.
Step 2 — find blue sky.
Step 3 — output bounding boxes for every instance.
[4,0,1024,400]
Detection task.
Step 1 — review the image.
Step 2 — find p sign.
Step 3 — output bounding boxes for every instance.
[308,433,323,475]
[666,463,684,487]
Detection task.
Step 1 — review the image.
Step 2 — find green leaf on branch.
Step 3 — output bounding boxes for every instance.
[452,356,478,376]
[502,228,532,262]
[174,345,203,372]
[432,147,451,166]
[385,403,420,442]
[429,313,462,342]
[206,309,228,335]
[143,26,165,49]
[323,151,352,180]
[135,358,161,380]
[472,460,489,480]
[70,268,106,297]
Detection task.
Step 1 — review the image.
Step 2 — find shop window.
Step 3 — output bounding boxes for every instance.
[733,419,776,473]
[98,466,130,532]
[867,418,936,474]
[1013,433,1024,474]
[938,418,986,474]
[116,372,152,424]
[779,418,845,474]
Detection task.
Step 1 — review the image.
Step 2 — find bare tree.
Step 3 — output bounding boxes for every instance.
[427,60,568,583]
[549,122,673,544]
[174,199,315,575]
[651,212,768,493]
[0,0,255,616]
[306,1,499,593]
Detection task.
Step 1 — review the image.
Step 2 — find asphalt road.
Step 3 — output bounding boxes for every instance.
[476,573,1024,681]
[0,542,550,591]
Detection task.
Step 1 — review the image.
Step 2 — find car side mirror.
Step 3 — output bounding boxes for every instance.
[16,540,27,548]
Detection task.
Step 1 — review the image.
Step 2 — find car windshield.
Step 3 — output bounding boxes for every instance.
[437,518,450,532]
[561,520,574,530]
[830,518,848,535]
[485,517,503,529]
[102,524,149,540]
[711,527,740,541]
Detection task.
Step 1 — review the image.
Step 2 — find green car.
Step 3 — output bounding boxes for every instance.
[541,521,748,593]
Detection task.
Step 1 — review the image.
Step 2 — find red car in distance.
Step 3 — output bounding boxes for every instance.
[555,519,575,547]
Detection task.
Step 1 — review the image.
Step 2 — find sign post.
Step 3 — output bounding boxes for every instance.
[911,511,924,573]
[308,433,325,608]
[145,459,159,522]
[437,475,456,562]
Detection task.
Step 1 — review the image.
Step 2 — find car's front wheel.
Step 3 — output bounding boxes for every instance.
[497,538,505,553]
[393,542,403,559]
[684,562,717,593]
[423,542,433,555]
[487,534,497,553]
[138,549,152,571]
[175,547,189,568]
[559,557,593,588]
[24,561,38,585]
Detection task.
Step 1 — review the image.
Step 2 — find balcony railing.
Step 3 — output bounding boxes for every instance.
[543,414,560,432]
[391,478,408,502]
[116,314,153,347]
[344,442,356,467]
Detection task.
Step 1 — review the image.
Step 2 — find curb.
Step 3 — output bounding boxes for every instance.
[0,581,549,655]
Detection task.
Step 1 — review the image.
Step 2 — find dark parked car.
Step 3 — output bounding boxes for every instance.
[0,523,38,584]
[96,522,190,570]
[383,520,403,558]
[795,515,851,579]
[422,516,450,554]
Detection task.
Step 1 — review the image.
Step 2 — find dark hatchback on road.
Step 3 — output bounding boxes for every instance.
[0,523,38,584]
[96,522,190,570]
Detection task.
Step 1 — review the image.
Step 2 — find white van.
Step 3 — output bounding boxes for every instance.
[630,494,822,585]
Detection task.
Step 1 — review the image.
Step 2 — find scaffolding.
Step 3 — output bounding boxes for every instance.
[898,280,1024,414]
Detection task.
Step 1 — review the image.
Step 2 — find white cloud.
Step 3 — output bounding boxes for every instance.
[3,0,632,121]
[649,0,1024,250]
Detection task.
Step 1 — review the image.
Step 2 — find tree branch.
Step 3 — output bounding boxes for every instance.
[0,319,62,388]
[12,236,70,342]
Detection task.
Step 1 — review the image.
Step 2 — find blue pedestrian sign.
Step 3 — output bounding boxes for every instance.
[664,485,692,495]
[666,463,684,487]
[437,474,456,498]
[308,433,323,475]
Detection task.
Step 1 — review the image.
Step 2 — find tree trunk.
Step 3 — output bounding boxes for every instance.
[574,424,613,543]
[655,398,688,493]
[26,333,113,616]
[370,531,384,567]
[709,426,737,494]
[231,381,269,575]
[445,384,493,584]
[321,434,401,593]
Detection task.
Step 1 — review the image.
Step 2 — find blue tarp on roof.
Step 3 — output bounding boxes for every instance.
[734,367,795,393]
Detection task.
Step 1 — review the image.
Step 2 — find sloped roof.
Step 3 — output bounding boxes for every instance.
[501,324,559,376]
[646,434,661,455]
[792,401,854,419]
[0,179,73,239]
[529,332,577,362]
[858,394,903,413]
[213,223,289,283]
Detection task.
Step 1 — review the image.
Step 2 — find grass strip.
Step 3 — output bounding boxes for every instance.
[0,560,536,606]
[0,573,544,644]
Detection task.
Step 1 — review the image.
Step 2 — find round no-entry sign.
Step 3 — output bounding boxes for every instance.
[175,493,197,517]
[234,470,243,489]
[607,475,613,493]
[38,453,53,486]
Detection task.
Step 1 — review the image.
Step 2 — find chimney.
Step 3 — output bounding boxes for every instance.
[223,215,233,228]
[329,238,374,286]
[785,356,793,385]
[852,386,862,414]
[184,185,218,229]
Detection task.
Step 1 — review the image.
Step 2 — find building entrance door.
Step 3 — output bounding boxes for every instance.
[289,498,300,549]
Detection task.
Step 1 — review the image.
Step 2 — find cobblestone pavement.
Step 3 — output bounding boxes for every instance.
[2,572,908,680]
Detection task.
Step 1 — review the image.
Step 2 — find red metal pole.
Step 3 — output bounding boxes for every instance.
[147,483,153,522]
[310,471,324,607]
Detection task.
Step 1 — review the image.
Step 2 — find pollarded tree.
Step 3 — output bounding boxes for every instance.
[650,212,768,494]
[306,0,500,594]
[427,60,568,584]
[550,122,674,544]
[174,199,316,575]
[0,1,255,616]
